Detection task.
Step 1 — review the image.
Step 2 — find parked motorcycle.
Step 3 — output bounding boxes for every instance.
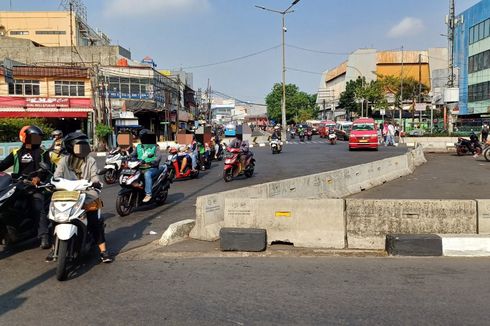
[48,177,101,281]
[0,172,46,247]
[270,139,283,154]
[223,147,255,182]
[455,137,482,156]
[103,149,125,184]
[167,152,199,180]
[115,160,172,217]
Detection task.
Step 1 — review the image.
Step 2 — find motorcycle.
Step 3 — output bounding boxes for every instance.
[0,172,46,247]
[306,129,313,141]
[290,129,296,139]
[270,139,283,154]
[48,177,101,281]
[223,147,255,182]
[103,149,125,184]
[115,160,172,217]
[167,153,199,180]
[298,129,305,142]
[210,142,224,161]
[328,130,337,145]
[455,137,482,156]
[198,143,212,170]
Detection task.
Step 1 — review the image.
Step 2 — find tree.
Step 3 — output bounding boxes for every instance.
[265,83,318,124]
[338,77,364,117]
[0,118,54,142]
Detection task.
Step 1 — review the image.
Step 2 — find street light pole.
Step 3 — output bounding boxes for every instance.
[255,0,301,138]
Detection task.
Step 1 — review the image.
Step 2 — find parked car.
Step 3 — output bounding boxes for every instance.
[349,118,378,151]
[318,120,336,138]
[335,121,353,140]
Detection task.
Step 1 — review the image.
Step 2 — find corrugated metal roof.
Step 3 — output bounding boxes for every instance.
[13,66,89,78]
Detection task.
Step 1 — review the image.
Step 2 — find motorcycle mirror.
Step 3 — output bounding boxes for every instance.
[39,162,50,171]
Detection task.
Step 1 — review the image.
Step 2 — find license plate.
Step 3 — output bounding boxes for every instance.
[359,139,368,143]
[122,169,136,174]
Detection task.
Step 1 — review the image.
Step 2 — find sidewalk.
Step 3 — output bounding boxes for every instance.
[350,153,490,199]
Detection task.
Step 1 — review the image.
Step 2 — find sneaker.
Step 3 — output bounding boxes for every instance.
[45,249,55,262]
[40,234,51,249]
[100,251,113,263]
[143,194,152,203]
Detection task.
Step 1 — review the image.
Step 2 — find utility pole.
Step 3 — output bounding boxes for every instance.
[418,53,423,124]
[399,46,404,129]
[448,0,455,87]
[255,0,301,139]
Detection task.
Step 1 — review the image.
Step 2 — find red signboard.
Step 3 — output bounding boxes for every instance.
[0,96,91,108]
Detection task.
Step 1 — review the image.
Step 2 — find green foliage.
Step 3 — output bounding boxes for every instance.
[338,77,364,117]
[0,118,54,142]
[95,123,113,140]
[265,83,318,124]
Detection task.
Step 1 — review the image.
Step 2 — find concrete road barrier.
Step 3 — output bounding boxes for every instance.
[220,228,267,252]
[476,199,490,234]
[441,234,490,256]
[191,147,426,242]
[223,198,345,248]
[386,234,443,256]
[404,137,459,152]
[346,199,477,250]
[159,219,196,246]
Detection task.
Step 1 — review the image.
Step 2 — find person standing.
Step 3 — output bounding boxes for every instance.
[386,122,395,146]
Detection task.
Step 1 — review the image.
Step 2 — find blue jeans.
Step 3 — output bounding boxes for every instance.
[144,166,165,196]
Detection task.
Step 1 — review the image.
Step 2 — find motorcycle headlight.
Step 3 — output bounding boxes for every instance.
[0,187,16,202]
[70,194,86,216]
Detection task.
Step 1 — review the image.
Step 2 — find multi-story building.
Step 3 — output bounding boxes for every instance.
[454,0,490,116]
[316,48,448,120]
[0,11,109,47]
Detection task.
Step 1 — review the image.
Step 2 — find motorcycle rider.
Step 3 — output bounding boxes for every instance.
[177,146,192,174]
[48,130,63,167]
[229,135,250,172]
[133,129,164,203]
[50,131,112,263]
[0,125,52,249]
[271,125,282,140]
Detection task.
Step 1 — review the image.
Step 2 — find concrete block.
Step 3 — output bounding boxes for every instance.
[224,198,345,248]
[346,199,477,249]
[441,234,490,256]
[159,219,196,246]
[220,228,267,252]
[476,199,490,234]
[386,234,442,256]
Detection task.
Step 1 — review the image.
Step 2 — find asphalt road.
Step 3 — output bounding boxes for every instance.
[1,256,490,325]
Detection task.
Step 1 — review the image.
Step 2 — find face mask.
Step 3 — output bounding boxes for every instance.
[73,143,91,158]
[26,134,42,145]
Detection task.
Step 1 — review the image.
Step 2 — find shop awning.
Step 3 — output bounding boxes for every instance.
[0,107,92,118]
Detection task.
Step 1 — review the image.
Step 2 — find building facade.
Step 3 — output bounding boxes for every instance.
[454,0,490,116]
[316,48,448,119]
[0,11,109,47]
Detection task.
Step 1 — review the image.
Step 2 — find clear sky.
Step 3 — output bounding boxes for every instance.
[0,0,481,104]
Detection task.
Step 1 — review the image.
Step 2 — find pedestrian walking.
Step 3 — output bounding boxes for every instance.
[482,122,489,143]
[386,122,395,146]
[383,122,388,144]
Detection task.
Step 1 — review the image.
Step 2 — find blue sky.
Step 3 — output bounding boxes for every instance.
[0,0,481,103]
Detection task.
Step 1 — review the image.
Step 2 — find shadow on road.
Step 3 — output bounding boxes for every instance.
[0,268,55,316]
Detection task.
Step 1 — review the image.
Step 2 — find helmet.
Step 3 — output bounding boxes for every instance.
[139,129,156,145]
[19,125,43,145]
[51,130,63,138]
[169,147,178,154]
[274,125,280,130]
[63,131,91,158]
[178,146,186,153]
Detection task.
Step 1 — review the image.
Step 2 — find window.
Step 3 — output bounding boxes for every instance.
[8,80,40,95]
[105,76,151,99]
[35,30,66,35]
[469,26,474,44]
[484,19,490,39]
[54,81,85,96]
[10,31,29,35]
[468,49,490,74]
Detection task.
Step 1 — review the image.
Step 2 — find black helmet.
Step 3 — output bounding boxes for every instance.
[63,131,91,157]
[139,128,156,145]
[19,125,43,145]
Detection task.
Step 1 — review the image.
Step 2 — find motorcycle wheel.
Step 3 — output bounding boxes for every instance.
[223,170,233,182]
[104,169,118,184]
[56,239,69,281]
[456,146,464,156]
[155,188,168,205]
[484,148,490,162]
[116,192,134,217]
[191,169,200,179]
[475,147,482,156]
[245,163,254,178]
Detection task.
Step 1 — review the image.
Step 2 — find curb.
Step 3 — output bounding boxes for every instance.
[386,234,490,257]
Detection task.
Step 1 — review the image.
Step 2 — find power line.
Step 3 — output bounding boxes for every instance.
[211,89,266,106]
[286,67,323,75]
[179,44,281,70]
[287,44,403,56]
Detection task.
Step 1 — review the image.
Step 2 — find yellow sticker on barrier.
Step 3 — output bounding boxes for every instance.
[275,211,292,217]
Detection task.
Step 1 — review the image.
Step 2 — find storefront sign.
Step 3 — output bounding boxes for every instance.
[26,98,69,108]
